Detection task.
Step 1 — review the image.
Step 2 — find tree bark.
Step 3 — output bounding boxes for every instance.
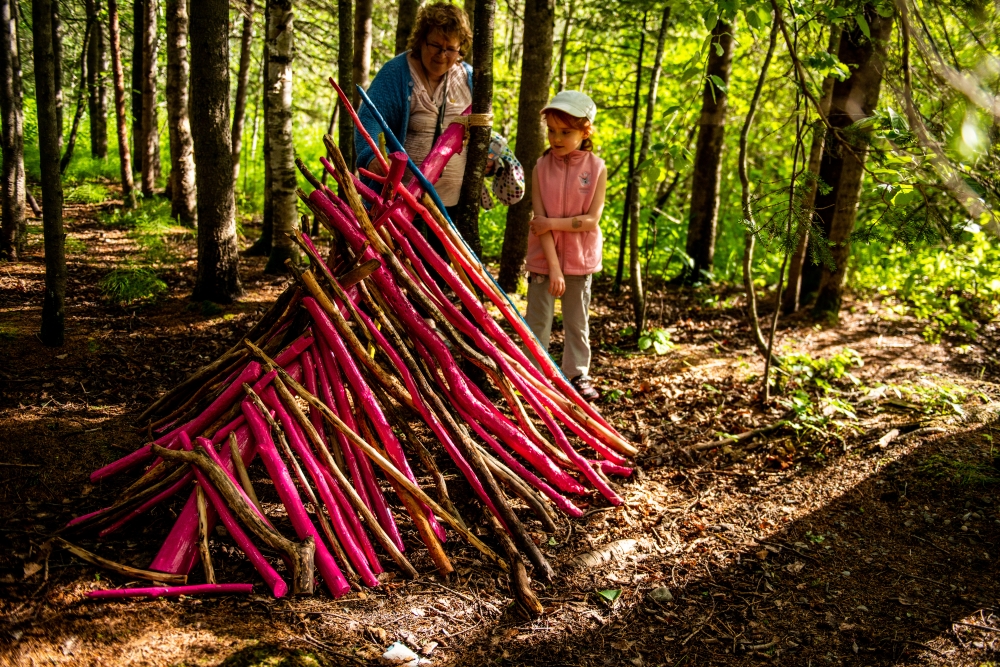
[190,0,243,303]
[86,0,108,158]
[629,5,669,335]
[232,0,254,185]
[394,0,419,55]
[246,0,272,256]
[453,0,496,261]
[811,6,893,320]
[497,0,554,292]
[107,0,136,208]
[0,0,25,260]
[680,19,733,284]
[782,26,840,314]
[60,18,92,174]
[164,0,196,223]
[51,0,63,149]
[463,0,474,66]
[33,0,65,346]
[131,0,142,174]
[140,0,160,196]
[263,0,299,274]
[337,0,353,171]
[352,0,373,107]
[555,0,573,92]
[613,13,645,292]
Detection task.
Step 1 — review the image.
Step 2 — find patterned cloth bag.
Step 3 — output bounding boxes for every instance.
[481,132,525,209]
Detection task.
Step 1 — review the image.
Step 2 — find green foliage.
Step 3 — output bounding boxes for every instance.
[780,348,864,394]
[919,454,1000,486]
[99,267,167,307]
[638,327,674,355]
[100,199,186,266]
[64,182,112,204]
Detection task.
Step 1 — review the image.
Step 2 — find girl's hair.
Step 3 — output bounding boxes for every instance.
[542,108,595,153]
[406,3,473,58]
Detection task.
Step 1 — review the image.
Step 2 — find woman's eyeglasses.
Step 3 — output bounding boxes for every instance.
[425,40,462,59]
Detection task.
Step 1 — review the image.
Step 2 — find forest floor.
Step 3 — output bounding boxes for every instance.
[2,196,1000,667]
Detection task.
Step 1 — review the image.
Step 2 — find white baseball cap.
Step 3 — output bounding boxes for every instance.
[542,90,597,123]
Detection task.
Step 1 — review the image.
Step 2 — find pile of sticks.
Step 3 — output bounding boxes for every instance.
[66,83,636,609]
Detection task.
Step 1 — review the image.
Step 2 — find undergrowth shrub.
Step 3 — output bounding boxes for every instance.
[99,267,167,307]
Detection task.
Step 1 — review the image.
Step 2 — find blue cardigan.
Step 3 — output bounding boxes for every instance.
[354,52,473,172]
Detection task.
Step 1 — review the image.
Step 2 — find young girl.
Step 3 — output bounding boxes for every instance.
[524,91,607,402]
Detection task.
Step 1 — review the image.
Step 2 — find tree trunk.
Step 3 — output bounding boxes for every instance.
[782,26,840,314]
[33,0,65,346]
[497,0,554,292]
[140,0,160,196]
[51,0,62,149]
[352,0,373,107]
[394,0,419,55]
[60,19,92,174]
[453,0,496,262]
[463,0,474,66]
[263,0,299,274]
[680,19,733,284]
[0,0,25,261]
[190,0,242,303]
[811,6,893,320]
[108,0,136,208]
[613,13,645,292]
[629,4,669,336]
[86,0,108,158]
[336,0,353,170]
[232,0,254,185]
[555,0,573,92]
[165,0,196,223]
[131,0,142,174]
[247,0,272,256]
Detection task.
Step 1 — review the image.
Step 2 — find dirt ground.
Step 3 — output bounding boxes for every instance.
[2,199,1000,666]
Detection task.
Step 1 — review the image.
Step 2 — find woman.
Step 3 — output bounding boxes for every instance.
[355,2,473,217]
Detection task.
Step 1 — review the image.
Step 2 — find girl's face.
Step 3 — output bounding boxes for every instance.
[546,116,588,157]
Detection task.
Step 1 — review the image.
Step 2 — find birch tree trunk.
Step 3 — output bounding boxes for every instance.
[497,0,554,292]
[107,0,136,208]
[263,0,299,274]
[629,4,669,336]
[232,1,255,185]
[811,6,894,320]
[454,0,496,261]
[680,19,733,284]
[131,0,142,174]
[33,0,65,346]
[613,13,645,292]
[140,0,160,196]
[395,0,420,55]
[247,0,273,256]
[0,0,25,260]
[86,0,108,158]
[352,0,373,107]
[190,0,242,302]
[60,19,91,174]
[165,0,196,223]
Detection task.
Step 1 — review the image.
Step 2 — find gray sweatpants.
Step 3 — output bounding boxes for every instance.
[525,273,593,381]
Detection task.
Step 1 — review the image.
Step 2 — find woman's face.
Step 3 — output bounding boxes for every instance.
[420,29,462,80]
[546,115,588,157]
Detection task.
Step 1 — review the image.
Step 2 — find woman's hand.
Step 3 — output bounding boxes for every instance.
[548,270,566,297]
[530,216,552,236]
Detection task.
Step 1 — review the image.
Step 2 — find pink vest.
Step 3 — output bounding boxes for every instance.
[524,150,605,276]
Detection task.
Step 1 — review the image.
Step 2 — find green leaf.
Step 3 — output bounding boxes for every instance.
[875,5,894,17]
[597,589,622,603]
[714,41,724,57]
[855,12,871,39]
[745,8,761,30]
[547,536,558,546]
[639,335,653,351]
[709,74,728,94]
[653,340,671,355]
[663,105,681,116]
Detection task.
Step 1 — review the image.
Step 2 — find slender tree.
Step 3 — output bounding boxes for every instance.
[555,0,573,92]
[629,5,669,336]
[107,0,136,208]
[353,0,373,106]
[85,0,108,158]
[60,19,92,173]
[337,0,353,170]
[810,6,894,319]
[454,0,496,260]
[613,13,646,292]
[0,0,25,260]
[140,0,160,196]
[131,0,142,173]
[33,0,65,346]
[232,0,255,184]
[190,0,242,302]
[51,0,63,148]
[247,1,273,257]
[264,0,299,273]
[395,0,420,55]
[497,0,555,292]
[680,18,734,284]
[165,0,196,223]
